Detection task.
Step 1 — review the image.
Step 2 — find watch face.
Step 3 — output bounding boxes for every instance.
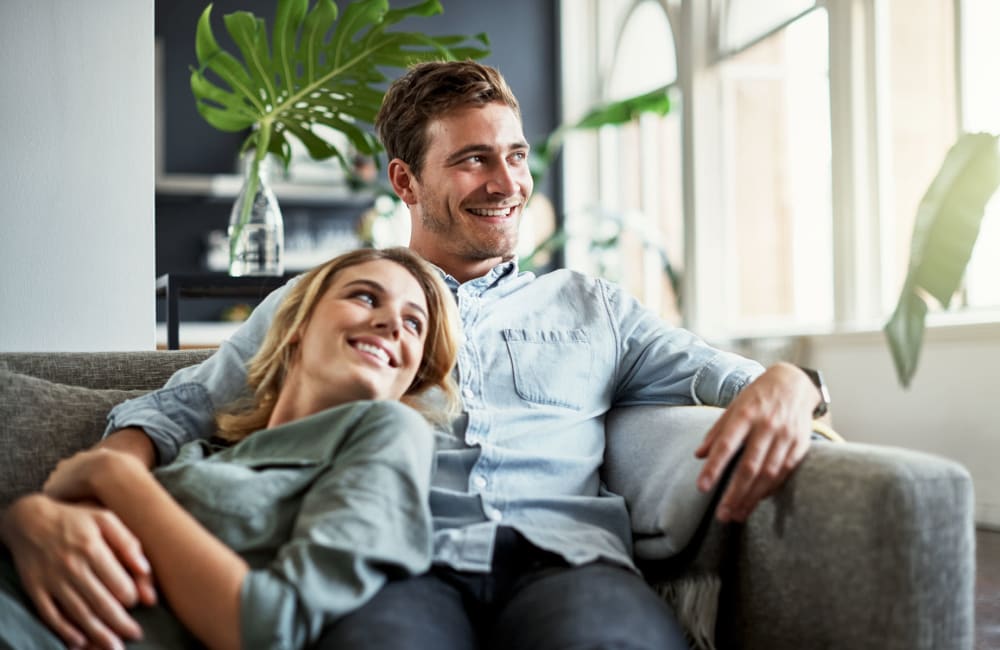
[797,366,830,418]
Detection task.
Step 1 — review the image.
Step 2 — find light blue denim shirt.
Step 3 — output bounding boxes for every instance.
[107,260,763,574]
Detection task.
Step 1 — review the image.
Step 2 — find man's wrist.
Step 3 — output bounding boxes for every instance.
[795,365,830,418]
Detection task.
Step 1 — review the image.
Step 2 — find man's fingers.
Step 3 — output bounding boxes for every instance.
[730,434,791,521]
[696,415,749,493]
[715,430,775,521]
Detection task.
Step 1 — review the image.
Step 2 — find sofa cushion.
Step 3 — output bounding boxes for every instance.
[0,368,147,508]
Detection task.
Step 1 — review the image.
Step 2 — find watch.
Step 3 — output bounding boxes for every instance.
[796,366,831,418]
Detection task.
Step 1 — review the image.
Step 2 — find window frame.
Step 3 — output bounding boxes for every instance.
[558,0,989,340]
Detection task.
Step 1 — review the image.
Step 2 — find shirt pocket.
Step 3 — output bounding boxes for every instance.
[502,328,592,410]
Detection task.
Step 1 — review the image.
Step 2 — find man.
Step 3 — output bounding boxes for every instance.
[2,61,826,649]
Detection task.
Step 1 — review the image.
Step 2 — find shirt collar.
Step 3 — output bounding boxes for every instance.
[431,258,522,296]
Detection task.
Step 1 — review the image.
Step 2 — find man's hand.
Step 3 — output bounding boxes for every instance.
[0,493,156,650]
[694,362,819,522]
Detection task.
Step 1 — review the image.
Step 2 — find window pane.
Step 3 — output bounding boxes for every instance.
[608,1,676,99]
[718,8,833,331]
[877,0,958,313]
[959,0,1000,308]
[722,0,815,52]
[600,1,683,323]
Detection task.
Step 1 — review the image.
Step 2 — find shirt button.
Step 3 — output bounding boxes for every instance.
[486,507,503,522]
[473,475,487,489]
[462,387,474,399]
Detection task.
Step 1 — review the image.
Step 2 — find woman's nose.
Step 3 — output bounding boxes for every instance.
[371,308,402,337]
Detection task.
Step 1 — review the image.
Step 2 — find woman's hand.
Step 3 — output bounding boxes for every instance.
[1,494,155,649]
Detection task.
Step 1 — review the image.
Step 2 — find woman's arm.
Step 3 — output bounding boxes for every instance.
[0,426,159,649]
[44,449,248,650]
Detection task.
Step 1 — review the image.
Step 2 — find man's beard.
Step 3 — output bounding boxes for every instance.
[420,206,519,261]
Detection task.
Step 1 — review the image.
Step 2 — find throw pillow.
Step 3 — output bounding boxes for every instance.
[0,368,147,508]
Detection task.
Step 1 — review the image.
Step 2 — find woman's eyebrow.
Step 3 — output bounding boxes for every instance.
[343,279,384,293]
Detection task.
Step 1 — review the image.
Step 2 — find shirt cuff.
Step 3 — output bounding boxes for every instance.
[103,382,215,465]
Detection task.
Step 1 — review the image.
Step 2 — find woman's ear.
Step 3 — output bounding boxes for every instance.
[388,159,419,206]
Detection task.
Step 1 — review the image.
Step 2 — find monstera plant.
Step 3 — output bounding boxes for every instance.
[190,0,488,272]
[884,132,1000,387]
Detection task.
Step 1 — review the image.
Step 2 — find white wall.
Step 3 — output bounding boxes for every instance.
[808,324,1000,529]
[0,1,155,351]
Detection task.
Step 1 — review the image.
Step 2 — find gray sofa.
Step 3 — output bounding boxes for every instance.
[0,351,976,649]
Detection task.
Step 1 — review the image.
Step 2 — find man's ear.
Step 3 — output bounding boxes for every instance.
[388,158,419,205]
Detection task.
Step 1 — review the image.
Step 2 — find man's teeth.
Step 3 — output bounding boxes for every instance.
[468,206,514,217]
[355,342,389,364]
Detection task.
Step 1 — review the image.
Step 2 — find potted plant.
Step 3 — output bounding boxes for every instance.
[884,132,1000,387]
[190,0,487,275]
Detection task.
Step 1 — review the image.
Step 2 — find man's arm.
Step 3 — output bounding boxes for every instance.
[0,428,157,649]
[695,362,821,522]
[601,280,819,523]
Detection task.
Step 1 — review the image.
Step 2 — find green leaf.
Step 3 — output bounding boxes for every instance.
[190,0,490,175]
[532,84,674,186]
[883,132,1000,387]
[573,86,672,130]
[223,12,275,103]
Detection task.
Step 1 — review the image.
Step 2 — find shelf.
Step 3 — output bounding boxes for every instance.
[156,174,374,206]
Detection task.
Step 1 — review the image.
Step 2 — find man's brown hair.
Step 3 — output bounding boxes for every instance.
[375,60,520,178]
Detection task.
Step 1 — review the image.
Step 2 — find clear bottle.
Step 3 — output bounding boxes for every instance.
[228,153,284,276]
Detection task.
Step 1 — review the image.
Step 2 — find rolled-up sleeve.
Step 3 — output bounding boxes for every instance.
[690,350,764,407]
[103,278,299,464]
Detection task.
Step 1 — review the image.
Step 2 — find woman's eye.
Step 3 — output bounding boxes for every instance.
[352,291,375,305]
[404,316,423,333]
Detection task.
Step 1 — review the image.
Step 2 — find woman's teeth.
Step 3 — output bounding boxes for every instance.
[354,342,389,364]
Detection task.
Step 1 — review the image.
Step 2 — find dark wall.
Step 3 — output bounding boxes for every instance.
[156,0,561,175]
[155,0,561,321]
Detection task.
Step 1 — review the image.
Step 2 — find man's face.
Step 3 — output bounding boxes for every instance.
[399,102,533,279]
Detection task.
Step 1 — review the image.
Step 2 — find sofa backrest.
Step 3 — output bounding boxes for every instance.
[0,350,214,507]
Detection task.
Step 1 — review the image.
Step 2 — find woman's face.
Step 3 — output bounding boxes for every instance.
[292,259,430,407]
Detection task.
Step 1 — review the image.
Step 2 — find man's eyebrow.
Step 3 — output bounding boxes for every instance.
[445,141,530,165]
[343,278,428,318]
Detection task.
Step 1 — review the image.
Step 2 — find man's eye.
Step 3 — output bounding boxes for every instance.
[510,151,527,163]
[466,155,484,164]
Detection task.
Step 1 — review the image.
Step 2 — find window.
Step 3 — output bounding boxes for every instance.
[957,0,1000,309]
[716,7,833,331]
[559,0,1000,338]
[560,0,683,324]
[876,0,958,312]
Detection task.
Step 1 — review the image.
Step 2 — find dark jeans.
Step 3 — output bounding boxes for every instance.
[315,527,689,650]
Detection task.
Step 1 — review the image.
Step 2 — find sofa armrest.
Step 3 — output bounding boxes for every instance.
[723,440,974,650]
[604,405,975,650]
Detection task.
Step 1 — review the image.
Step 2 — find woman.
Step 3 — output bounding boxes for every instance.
[0,247,459,650]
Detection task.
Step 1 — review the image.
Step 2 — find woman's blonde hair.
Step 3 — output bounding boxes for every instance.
[216,247,460,441]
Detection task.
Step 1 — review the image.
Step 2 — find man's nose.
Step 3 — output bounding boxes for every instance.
[486,161,519,196]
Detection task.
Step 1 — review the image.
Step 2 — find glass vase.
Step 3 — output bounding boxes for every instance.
[228,155,284,276]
